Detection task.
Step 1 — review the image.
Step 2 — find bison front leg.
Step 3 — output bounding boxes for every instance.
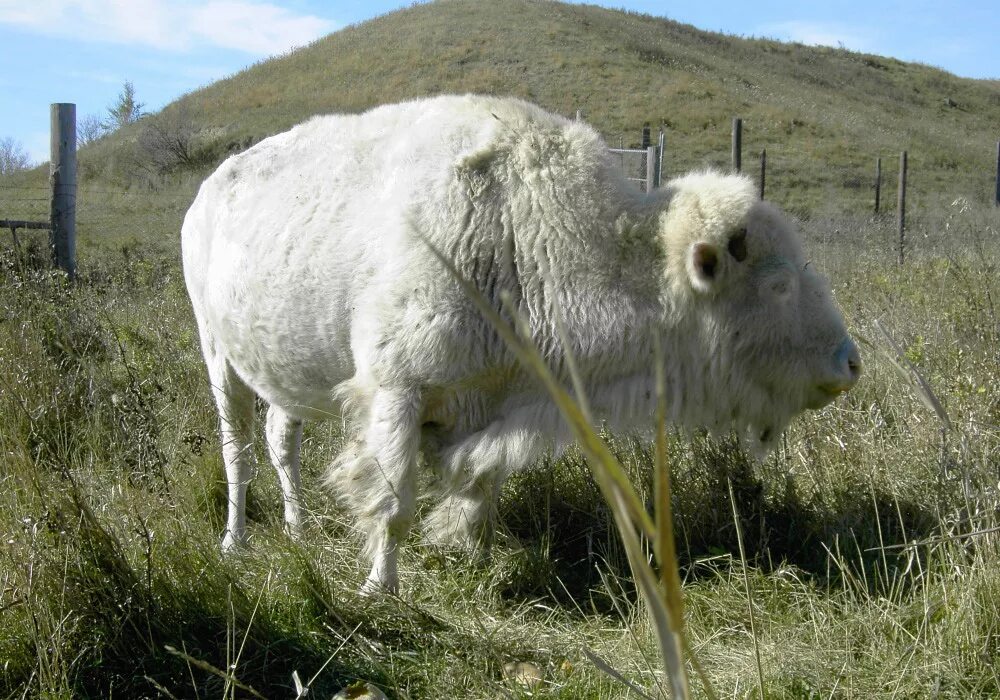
[423,421,543,552]
[424,470,506,552]
[329,387,421,595]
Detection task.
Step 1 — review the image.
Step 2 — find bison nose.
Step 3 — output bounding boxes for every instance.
[839,338,863,382]
[823,338,862,394]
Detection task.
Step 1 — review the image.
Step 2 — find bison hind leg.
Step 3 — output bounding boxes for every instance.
[200,345,257,552]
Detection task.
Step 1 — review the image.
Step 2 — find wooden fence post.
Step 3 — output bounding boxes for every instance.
[759,148,766,200]
[874,157,882,214]
[732,118,742,173]
[50,103,76,279]
[646,146,657,193]
[897,150,907,266]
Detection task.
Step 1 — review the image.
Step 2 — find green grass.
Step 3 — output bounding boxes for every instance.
[2,202,998,697]
[2,0,1000,696]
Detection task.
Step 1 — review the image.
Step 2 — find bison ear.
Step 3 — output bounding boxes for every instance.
[686,242,723,293]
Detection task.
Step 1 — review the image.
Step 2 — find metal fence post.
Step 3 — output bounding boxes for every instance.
[994,140,999,207]
[646,146,657,193]
[897,151,907,266]
[657,128,664,187]
[50,103,77,279]
[731,117,742,173]
[874,157,882,215]
[759,148,766,200]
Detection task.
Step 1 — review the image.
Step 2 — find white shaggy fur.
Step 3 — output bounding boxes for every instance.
[181,95,860,593]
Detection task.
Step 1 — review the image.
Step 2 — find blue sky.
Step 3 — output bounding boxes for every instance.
[1,0,997,164]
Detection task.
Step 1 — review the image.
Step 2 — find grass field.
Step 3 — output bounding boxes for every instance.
[2,177,999,700]
[2,1,1000,697]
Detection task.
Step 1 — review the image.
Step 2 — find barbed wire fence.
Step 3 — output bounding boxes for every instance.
[3,105,998,278]
[0,182,51,267]
[1,180,194,278]
[606,115,999,265]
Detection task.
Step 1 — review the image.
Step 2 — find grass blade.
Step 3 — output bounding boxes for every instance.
[868,320,951,430]
[582,647,656,700]
[423,239,655,539]
[653,336,684,631]
[164,645,269,700]
[424,238,696,698]
[728,478,766,700]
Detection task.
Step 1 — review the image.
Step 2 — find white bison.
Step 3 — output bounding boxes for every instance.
[182,95,860,593]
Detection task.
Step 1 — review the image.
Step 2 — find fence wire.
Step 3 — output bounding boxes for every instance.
[608,148,652,189]
[2,118,996,261]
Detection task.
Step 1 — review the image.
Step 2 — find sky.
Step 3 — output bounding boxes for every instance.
[1,0,997,164]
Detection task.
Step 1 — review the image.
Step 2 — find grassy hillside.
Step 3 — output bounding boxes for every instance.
[4,0,998,242]
[98,0,1000,210]
[2,1,1000,697]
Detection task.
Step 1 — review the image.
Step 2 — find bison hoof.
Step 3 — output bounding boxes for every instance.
[424,530,492,559]
[221,531,247,553]
[359,574,398,597]
[283,522,304,541]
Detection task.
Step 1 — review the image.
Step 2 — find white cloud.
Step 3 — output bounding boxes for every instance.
[0,0,337,55]
[0,0,65,28]
[192,1,333,54]
[65,68,131,85]
[757,20,876,53]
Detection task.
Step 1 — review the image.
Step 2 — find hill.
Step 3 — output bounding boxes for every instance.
[119,0,1000,204]
[4,0,999,244]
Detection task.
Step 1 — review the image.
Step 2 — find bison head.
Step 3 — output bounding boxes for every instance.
[658,172,861,456]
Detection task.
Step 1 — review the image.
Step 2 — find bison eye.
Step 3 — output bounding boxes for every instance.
[727,228,748,262]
